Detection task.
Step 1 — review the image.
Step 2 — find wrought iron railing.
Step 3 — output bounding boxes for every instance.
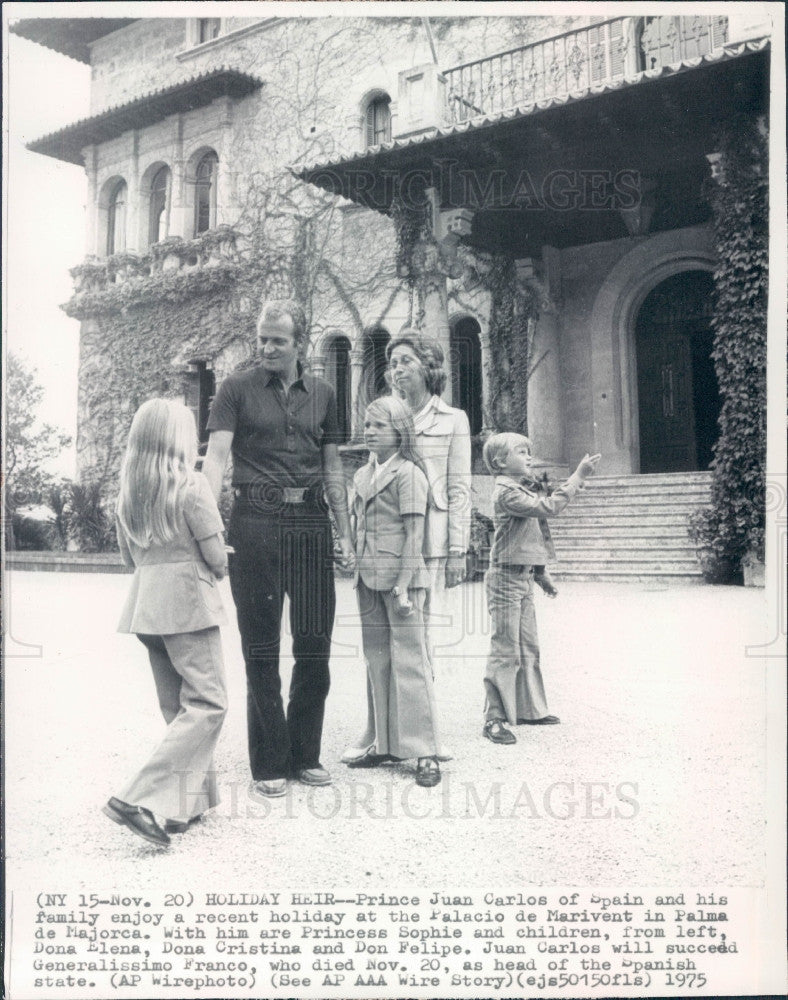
[443,15,729,123]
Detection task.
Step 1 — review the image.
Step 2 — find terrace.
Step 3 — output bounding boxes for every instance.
[443,14,730,123]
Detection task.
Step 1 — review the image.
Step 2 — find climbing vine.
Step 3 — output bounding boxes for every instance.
[462,252,540,435]
[688,115,768,580]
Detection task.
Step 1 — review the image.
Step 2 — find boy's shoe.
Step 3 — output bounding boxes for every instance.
[483,720,516,744]
[517,715,561,725]
[533,569,559,598]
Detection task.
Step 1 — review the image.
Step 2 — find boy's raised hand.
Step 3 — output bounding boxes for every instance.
[576,453,601,478]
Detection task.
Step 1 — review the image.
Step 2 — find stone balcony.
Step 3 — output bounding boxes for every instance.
[441,14,732,124]
[65,225,240,318]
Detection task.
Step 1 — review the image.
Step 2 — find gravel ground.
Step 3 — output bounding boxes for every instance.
[4,570,771,892]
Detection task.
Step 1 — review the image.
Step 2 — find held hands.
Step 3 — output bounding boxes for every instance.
[576,453,602,480]
[335,535,356,572]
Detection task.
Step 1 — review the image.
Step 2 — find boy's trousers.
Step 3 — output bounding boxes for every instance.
[118,627,227,821]
[484,564,549,724]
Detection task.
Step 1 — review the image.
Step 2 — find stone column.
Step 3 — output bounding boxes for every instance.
[128,130,140,251]
[477,323,495,436]
[420,271,453,406]
[170,114,186,238]
[84,146,98,256]
[349,349,365,440]
[526,309,565,465]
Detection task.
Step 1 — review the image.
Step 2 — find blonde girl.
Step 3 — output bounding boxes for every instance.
[347,395,443,787]
[105,398,228,847]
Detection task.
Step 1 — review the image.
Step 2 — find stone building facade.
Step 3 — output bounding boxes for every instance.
[15,12,771,500]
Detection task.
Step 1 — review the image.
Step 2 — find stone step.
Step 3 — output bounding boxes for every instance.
[554,544,696,558]
[586,472,713,486]
[554,553,702,568]
[553,526,691,541]
[563,513,694,527]
[551,569,706,584]
[570,499,705,514]
[574,487,711,502]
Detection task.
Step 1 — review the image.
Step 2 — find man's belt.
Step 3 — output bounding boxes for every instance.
[233,483,320,507]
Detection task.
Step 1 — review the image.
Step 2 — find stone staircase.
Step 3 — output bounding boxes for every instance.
[550,471,712,584]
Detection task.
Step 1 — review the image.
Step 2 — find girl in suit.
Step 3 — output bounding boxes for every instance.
[347,396,442,787]
[342,332,471,764]
[104,399,228,847]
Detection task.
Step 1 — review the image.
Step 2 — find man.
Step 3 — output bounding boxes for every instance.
[203,300,353,799]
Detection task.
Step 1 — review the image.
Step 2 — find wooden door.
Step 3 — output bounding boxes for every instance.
[637,329,697,472]
[635,271,716,473]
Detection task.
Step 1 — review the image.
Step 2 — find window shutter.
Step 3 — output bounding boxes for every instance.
[609,19,625,78]
[365,104,376,148]
[711,16,729,48]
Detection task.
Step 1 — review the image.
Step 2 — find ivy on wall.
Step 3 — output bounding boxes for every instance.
[63,237,265,511]
[689,116,768,580]
[393,198,541,434]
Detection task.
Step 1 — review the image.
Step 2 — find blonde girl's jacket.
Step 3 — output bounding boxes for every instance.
[351,454,431,592]
[116,471,227,634]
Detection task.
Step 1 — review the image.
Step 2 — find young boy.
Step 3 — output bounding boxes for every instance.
[481,434,600,744]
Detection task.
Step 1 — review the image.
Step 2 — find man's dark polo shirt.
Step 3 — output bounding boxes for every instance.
[207,364,341,488]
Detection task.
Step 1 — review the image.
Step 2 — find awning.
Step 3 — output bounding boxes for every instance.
[27,67,264,166]
[10,18,139,63]
[295,37,769,215]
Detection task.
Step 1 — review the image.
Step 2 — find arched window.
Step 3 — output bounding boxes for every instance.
[450,317,483,435]
[106,180,127,256]
[148,166,169,245]
[365,96,391,149]
[193,151,218,235]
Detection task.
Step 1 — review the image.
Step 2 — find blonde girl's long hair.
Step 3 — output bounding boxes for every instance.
[365,395,433,502]
[117,398,198,548]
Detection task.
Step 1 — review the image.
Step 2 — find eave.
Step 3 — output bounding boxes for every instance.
[26,68,264,166]
[9,18,139,63]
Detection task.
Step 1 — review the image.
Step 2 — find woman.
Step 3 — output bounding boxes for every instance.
[342,330,471,763]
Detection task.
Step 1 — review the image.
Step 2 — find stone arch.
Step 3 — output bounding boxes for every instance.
[184,145,220,236]
[448,311,484,435]
[97,175,127,257]
[359,87,393,149]
[588,227,715,473]
[139,160,172,246]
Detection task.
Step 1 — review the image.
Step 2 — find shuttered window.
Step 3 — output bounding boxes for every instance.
[365,97,391,148]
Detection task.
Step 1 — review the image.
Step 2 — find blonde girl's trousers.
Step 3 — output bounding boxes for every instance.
[117,627,227,822]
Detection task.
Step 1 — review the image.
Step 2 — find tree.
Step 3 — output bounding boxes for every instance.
[3,353,72,549]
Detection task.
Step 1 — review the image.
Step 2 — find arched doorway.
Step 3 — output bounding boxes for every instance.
[324,336,351,443]
[450,316,483,435]
[635,270,719,472]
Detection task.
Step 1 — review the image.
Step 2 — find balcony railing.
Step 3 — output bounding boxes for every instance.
[443,15,729,123]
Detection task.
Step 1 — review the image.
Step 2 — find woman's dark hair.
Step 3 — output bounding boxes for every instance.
[386,329,447,396]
